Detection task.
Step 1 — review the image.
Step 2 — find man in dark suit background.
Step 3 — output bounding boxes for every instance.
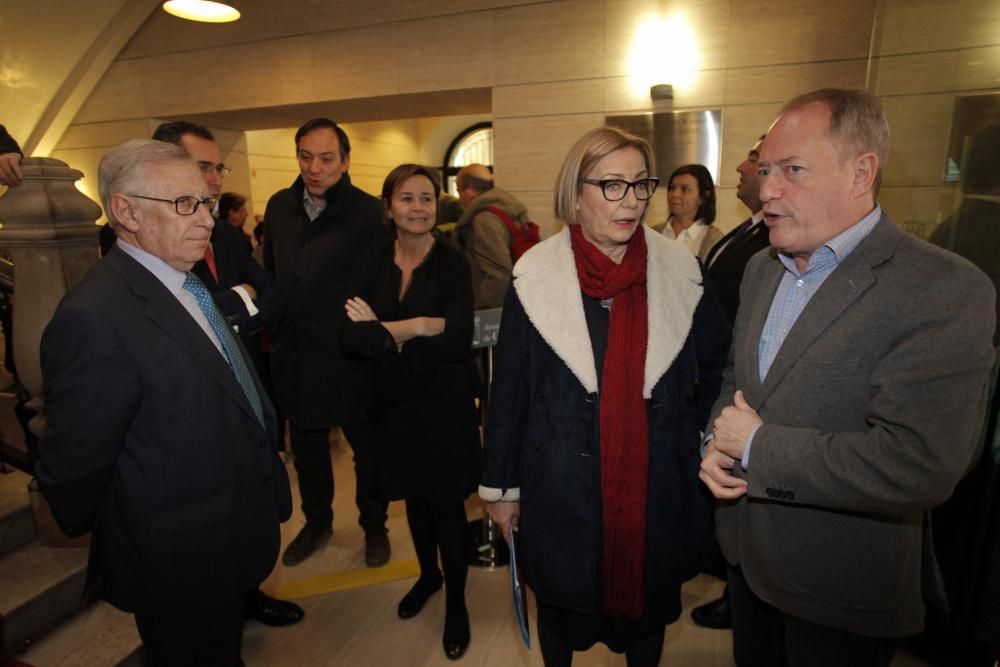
[705,135,770,325]
[148,121,302,627]
[691,135,771,630]
[154,123,274,340]
[38,139,292,665]
[700,88,996,666]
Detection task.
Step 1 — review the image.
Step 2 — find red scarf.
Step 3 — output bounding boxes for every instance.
[570,224,649,619]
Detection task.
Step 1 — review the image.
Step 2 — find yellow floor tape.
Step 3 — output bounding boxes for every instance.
[262,558,421,600]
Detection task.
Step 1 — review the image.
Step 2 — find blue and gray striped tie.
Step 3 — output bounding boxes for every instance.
[182,272,265,427]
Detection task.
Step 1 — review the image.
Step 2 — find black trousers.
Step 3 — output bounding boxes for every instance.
[289,419,387,532]
[728,564,896,667]
[135,595,246,667]
[404,497,468,608]
[536,608,664,667]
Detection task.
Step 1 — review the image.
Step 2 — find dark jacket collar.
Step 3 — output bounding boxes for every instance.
[289,172,355,218]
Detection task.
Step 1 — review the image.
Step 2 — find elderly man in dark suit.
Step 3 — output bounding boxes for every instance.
[700,88,996,667]
[38,139,292,666]
[147,120,302,627]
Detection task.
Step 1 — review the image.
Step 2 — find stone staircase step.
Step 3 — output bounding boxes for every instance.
[0,392,30,472]
[13,601,143,667]
[0,541,88,657]
[0,466,34,557]
[0,392,31,470]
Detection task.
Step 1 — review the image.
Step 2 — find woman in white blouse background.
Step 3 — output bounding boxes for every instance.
[658,163,721,262]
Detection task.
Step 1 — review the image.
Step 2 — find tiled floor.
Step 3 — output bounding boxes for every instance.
[241,434,933,666]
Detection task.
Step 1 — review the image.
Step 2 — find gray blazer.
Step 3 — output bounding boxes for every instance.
[711,213,996,638]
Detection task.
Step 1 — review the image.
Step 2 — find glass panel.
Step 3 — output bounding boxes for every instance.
[605,110,723,185]
[445,127,494,197]
[869,0,1000,346]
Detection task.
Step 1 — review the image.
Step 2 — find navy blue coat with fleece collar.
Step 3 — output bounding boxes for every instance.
[480,225,731,615]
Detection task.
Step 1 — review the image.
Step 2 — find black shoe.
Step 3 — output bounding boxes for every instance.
[397,575,443,619]
[691,595,732,629]
[365,530,391,568]
[443,604,470,660]
[282,523,332,566]
[247,590,304,627]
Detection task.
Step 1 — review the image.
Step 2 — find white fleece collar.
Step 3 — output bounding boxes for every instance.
[512,225,703,398]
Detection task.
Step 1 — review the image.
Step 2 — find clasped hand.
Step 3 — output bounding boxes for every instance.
[712,390,762,459]
[698,390,762,500]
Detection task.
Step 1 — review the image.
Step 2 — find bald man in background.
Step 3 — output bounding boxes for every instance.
[453,163,531,309]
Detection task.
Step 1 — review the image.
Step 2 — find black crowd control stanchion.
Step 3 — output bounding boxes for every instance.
[468,308,510,568]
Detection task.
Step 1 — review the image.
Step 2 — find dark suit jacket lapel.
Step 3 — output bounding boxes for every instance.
[733,222,768,256]
[718,222,767,262]
[751,215,897,406]
[106,247,264,431]
[706,216,751,266]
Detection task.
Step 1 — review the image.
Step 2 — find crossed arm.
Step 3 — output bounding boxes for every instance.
[344,296,444,347]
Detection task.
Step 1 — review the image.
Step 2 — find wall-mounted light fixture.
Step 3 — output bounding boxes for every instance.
[162,0,241,23]
[628,13,699,99]
[650,84,674,102]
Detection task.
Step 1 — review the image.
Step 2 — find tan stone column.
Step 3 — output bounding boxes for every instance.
[0,157,102,439]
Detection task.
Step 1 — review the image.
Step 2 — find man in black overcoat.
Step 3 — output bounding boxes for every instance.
[262,118,390,567]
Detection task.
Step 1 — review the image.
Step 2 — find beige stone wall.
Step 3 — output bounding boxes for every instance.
[52,0,1000,238]
[50,120,252,227]
[0,1,159,155]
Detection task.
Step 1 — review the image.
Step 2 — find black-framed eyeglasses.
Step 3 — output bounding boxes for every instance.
[582,178,660,201]
[127,194,218,216]
[197,162,232,177]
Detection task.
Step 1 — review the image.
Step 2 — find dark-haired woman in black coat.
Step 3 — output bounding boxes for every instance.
[341,164,480,661]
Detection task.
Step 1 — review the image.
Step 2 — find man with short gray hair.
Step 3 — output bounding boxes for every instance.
[700,88,996,666]
[38,139,291,666]
[148,120,300,628]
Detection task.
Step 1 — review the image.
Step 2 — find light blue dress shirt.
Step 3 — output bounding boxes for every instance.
[741,205,883,468]
[303,189,325,222]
